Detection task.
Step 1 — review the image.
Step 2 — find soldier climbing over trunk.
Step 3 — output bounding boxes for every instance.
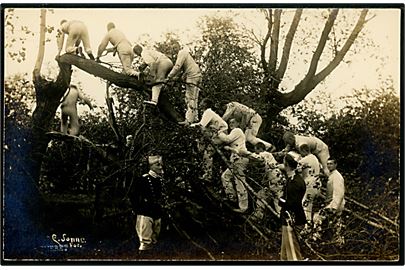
[222,102,274,150]
[133,44,173,106]
[96,22,138,77]
[56,19,95,60]
[218,117,250,213]
[60,84,93,136]
[190,98,228,181]
[165,44,202,125]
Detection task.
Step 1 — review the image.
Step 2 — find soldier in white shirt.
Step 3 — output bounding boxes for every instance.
[190,98,228,143]
[190,98,228,181]
[57,20,95,60]
[166,45,202,124]
[298,144,321,225]
[96,22,138,76]
[218,118,250,213]
[249,142,286,219]
[133,45,173,105]
[324,158,345,213]
[283,131,330,176]
[313,158,345,244]
[222,102,274,150]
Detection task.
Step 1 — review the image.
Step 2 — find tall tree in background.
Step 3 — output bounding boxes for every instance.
[195,15,262,110]
[31,9,72,177]
[4,7,399,260]
[252,8,370,128]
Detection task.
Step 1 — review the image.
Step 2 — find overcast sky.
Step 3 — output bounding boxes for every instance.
[4,7,401,110]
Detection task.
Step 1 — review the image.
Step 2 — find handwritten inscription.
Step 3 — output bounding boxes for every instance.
[51,233,86,248]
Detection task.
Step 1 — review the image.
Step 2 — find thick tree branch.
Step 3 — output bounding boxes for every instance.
[105,83,123,145]
[310,9,368,87]
[57,54,145,89]
[274,9,369,109]
[268,9,281,73]
[33,9,46,79]
[276,9,302,80]
[260,9,272,75]
[46,131,119,164]
[305,9,339,81]
[57,54,182,122]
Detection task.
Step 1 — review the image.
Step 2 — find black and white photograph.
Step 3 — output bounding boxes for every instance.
[2,4,403,264]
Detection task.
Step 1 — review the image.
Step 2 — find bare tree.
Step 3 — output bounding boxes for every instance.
[255,9,369,125]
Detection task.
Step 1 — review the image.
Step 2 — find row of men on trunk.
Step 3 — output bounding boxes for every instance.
[57,20,202,136]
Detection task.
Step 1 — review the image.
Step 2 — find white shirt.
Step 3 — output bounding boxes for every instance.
[218,128,247,152]
[141,49,166,66]
[295,135,328,155]
[196,108,228,134]
[299,153,320,180]
[325,169,345,212]
[218,128,247,161]
[167,48,201,79]
[251,151,277,170]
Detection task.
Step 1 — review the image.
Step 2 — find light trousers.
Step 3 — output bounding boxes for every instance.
[221,157,249,212]
[280,225,303,261]
[302,176,321,223]
[150,58,173,103]
[65,28,92,55]
[184,76,201,123]
[135,215,161,250]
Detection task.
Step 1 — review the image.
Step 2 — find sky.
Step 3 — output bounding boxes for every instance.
[4,6,401,110]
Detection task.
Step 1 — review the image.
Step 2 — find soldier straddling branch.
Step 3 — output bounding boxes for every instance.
[133,45,173,106]
[96,22,139,77]
[56,19,95,60]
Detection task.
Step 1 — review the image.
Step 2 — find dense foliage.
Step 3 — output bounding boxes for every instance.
[4,13,400,261]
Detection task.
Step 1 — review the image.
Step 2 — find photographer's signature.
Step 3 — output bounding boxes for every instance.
[40,233,87,252]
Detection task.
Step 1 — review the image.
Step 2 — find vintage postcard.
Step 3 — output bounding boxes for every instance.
[2,4,403,264]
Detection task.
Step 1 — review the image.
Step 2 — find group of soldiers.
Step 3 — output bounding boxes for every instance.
[57,19,201,136]
[56,19,345,260]
[188,101,345,259]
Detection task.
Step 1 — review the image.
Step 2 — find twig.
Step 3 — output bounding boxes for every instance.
[303,240,327,261]
[170,221,215,260]
[345,197,398,228]
[319,188,398,228]
[244,218,270,241]
[364,13,377,24]
[344,208,397,235]
[212,144,279,217]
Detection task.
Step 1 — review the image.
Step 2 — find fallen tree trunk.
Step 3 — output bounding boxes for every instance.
[56,54,183,122]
